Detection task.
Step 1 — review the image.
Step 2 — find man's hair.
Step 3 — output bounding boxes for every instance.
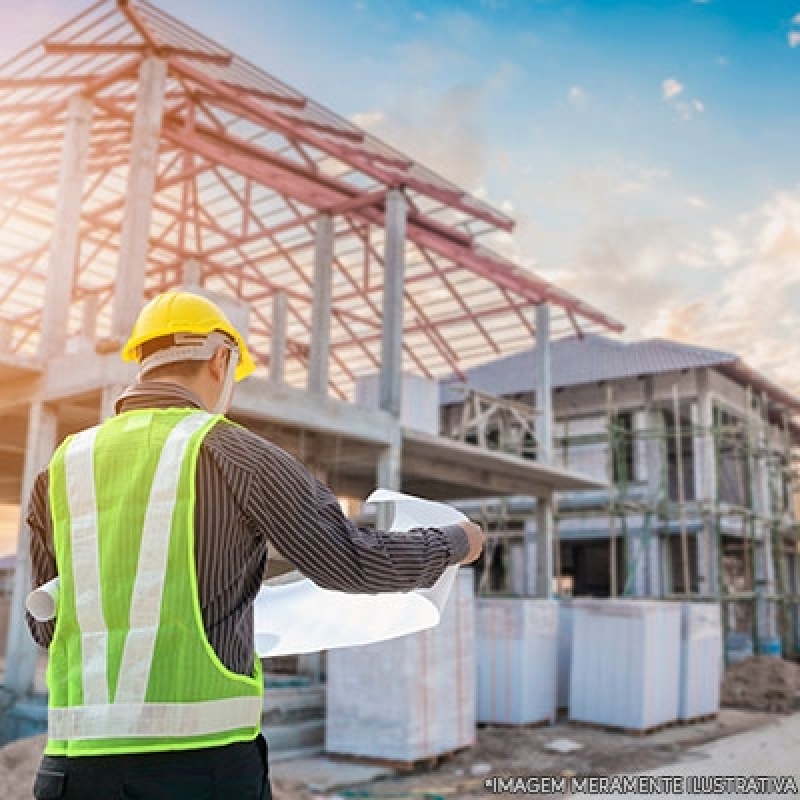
[138,334,207,382]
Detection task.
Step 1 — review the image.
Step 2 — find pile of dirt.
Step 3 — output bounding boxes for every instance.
[0,734,46,800]
[721,656,799,713]
[0,734,313,800]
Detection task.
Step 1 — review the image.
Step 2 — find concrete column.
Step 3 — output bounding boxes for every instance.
[111,57,168,341]
[270,291,288,384]
[4,402,58,695]
[644,377,664,596]
[530,303,554,598]
[695,369,719,597]
[626,408,648,596]
[39,94,93,359]
[182,258,202,287]
[534,303,553,463]
[524,515,537,597]
[375,431,402,530]
[379,190,406,416]
[308,214,334,395]
[81,293,99,344]
[534,496,554,598]
[753,393,777,640]
[101,383,127,421]
[0,320,12,354]
[626,522,648,597]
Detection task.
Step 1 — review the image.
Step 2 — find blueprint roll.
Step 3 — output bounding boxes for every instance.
[253,488,466,657]
[27,576,60,622]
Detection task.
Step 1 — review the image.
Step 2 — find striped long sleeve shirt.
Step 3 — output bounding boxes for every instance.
[26,380,470,675]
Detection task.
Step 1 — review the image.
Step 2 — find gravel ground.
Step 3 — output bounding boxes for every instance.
[310,709,780,798]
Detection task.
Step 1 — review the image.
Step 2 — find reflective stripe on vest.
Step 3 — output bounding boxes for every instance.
[49,697,264,740]
[47,410,263,745]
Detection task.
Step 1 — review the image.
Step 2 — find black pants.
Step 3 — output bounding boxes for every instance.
[32,734,272,800]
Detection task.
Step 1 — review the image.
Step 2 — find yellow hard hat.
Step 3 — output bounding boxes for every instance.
[122,290,255,381]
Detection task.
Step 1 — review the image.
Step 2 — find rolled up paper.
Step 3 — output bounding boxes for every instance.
[27,576,60,622]
[253,488,465,657]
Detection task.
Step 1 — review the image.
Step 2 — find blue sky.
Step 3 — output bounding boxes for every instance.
[2,0,800,389]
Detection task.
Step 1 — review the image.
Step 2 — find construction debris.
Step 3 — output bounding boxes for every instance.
[544,738,584,754]
[720,657,800,713]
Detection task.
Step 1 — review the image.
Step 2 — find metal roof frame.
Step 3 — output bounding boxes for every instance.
[0,0,623,400]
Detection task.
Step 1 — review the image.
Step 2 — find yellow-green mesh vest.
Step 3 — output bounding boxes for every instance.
[45,408,263,757]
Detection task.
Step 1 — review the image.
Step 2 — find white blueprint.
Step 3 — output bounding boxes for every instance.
[253,488,465,656]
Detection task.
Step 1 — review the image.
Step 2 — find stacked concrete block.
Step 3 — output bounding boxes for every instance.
[476,598,558,725]
[325,569,475,762]
[679,603,722,720]
[569,600,681,731]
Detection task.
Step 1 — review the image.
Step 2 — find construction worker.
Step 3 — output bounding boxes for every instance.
[25,289,486,800]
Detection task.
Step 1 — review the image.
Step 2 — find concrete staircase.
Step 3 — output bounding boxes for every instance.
[262,676,326,762]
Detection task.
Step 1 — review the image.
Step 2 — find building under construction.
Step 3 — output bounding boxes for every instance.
[0,0,627,750]
[440,334,800,661]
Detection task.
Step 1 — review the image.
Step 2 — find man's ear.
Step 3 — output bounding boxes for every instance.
[209,346,229,382]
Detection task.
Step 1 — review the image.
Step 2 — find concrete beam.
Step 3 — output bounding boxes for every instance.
[270,291,288,384]
[379,189,406,416]
[308,214,334,396]
[111,57,168,340]
[232,376,397,445]
[43,352,138,404]
[4,402,58,695]
[39,94,94,359]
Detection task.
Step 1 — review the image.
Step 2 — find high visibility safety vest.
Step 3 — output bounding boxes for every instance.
[44,408,263,757]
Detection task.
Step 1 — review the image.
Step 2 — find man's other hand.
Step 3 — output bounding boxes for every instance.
[457,519,486,564]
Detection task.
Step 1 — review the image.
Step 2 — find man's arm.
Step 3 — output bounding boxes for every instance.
[26,469,57,647]
[247,439,473,593]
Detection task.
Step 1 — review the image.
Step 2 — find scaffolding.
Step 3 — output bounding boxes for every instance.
[454,379,800,664]
[554,382,800,664]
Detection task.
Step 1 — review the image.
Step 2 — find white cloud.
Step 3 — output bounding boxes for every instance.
[789,30,800,47]
[568,86,588,109]
[686,195,707,209]
[677,244,711,269]
[662,78,683,99]
[792,12,800,25]
[640,189,800,392]
[711,228,741,266]
[661,82,704,120]
[716,55,728,66]
[413,11,427,22]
